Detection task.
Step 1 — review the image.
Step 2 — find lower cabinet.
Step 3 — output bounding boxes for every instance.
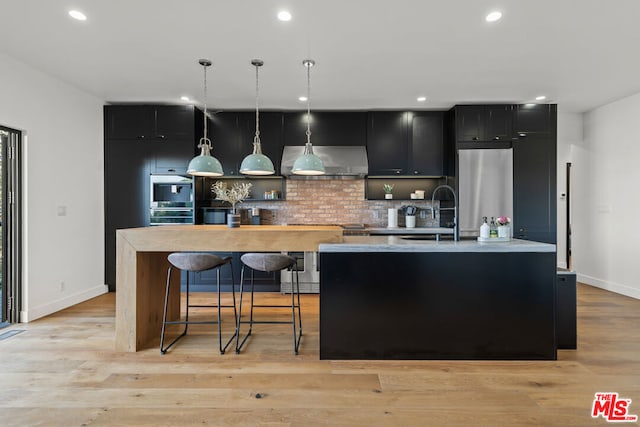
[182,252,280,292]
[556,271,577,349]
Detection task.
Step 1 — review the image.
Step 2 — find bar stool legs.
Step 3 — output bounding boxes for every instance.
[160,254,237,355]
[235,254,302,355]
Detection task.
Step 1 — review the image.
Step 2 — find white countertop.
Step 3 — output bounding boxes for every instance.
[367,227,454,235]
[320,235,556,253]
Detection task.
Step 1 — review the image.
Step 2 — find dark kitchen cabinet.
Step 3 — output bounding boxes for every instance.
[283,111,367,147]
[514,104,556,136]
[513,133,556,244]
[104,104,203,291]
[104,140,151,291]
[367,111,448,177]
[556,270,577,349]
[208,111,284,176]
[367,111,409,175]
[410,112,446,176]
[209,112,242,175]
[105,105,198,141]
[454,105,513,142]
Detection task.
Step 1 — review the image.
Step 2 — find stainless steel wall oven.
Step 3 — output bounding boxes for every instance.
[149,174,194,225]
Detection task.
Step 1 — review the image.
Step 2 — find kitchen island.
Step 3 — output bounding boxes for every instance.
[319,236,557,360]
[115,225,342,351]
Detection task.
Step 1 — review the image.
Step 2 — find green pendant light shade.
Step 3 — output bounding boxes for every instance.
[292,143,325,175]
[188,138,223,176]
[240,151,275,175]
[292,59,325,176]
[187,59,224,177]
[240,59,275,175]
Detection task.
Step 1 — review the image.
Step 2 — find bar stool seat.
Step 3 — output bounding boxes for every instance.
[236,253,302,354]
[160,252,237,355]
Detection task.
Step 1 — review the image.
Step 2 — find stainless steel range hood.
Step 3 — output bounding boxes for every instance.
[281,146,368,179]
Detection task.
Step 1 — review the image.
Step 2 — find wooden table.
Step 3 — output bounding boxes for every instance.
[115,225,342,352]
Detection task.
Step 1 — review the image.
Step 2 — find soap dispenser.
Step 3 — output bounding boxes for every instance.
[490,217,498,238]
[480,216,490,239]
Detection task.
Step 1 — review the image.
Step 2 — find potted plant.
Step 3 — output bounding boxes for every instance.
[383,183,394,199]
[496,216,511,239]
[212,181,253,228]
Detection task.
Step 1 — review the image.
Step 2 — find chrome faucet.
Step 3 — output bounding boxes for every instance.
[431,184,459,241]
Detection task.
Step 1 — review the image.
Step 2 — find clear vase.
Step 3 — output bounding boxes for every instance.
[498,225,510,239]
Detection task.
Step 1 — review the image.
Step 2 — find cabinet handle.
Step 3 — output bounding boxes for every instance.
[395,170,401,175]
[413,170,419,175]
[518,133,527,138]
[493,136,500,140]
[472,137,479,141]
[136,135,145,139]
[167,168,176,173]
[156,135,166,139]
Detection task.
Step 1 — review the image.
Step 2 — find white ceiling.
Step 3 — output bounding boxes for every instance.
[1,0,640,113]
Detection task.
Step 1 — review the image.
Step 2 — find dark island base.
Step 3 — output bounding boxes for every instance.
[320,251,557,360]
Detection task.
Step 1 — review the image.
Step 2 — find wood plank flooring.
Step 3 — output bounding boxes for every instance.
[1,284,639,426]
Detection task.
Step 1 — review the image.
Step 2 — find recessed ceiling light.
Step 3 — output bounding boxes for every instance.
[485,11,502,22]
[180,96,190,101]
[277,11,292,21]
[68,10,87,21]
[535,95,547,101]
[298,96,308,102]
[417,96,427,102]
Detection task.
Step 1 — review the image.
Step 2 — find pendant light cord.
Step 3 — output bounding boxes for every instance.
[306,61,311,147]
[254,63,261,149]
[200,60,211,150]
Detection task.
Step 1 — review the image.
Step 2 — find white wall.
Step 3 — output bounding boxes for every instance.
[574,92,640,299]
[556,112,584,269]
[0,53,107,321]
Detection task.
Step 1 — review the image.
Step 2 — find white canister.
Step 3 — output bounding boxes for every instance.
[388,208,398,228]
[405,215,416,228]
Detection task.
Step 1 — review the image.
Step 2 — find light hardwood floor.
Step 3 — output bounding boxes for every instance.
[0,284,639,426]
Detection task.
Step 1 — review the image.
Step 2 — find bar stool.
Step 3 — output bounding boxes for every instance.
[235,253,302,355]
[160,252,237,355]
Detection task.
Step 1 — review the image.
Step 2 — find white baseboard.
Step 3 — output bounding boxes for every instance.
[577,274,640,300]
[20,284,109,322]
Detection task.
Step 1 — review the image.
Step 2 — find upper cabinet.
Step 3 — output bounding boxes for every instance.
[208,111,284,176]
[283,111,367,146]
[367,111,448,176]
[454,105,513,142]
[513,104,556,136]
[410,112,446,176]
[366,111,409,175]
[105,105,198,141]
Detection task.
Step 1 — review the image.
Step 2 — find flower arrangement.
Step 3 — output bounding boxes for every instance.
[212,181,252,214]
[496,216,511,226]
[383,184,394,194]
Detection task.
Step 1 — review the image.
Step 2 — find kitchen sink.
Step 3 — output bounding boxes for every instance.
[400,236,437,241]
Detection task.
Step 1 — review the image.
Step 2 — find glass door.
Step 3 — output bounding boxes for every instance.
[0,126,21,326]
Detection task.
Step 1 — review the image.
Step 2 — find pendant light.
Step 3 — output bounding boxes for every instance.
[187,59,224,177]
[292,59,325,176]
[240,59,275,175]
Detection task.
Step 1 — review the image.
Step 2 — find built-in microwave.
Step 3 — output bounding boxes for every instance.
[149,174,194,225]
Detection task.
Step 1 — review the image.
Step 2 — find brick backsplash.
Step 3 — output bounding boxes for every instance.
[242,179,440,227]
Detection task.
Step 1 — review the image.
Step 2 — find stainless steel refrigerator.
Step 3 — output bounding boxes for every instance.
[458,148,513,237]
